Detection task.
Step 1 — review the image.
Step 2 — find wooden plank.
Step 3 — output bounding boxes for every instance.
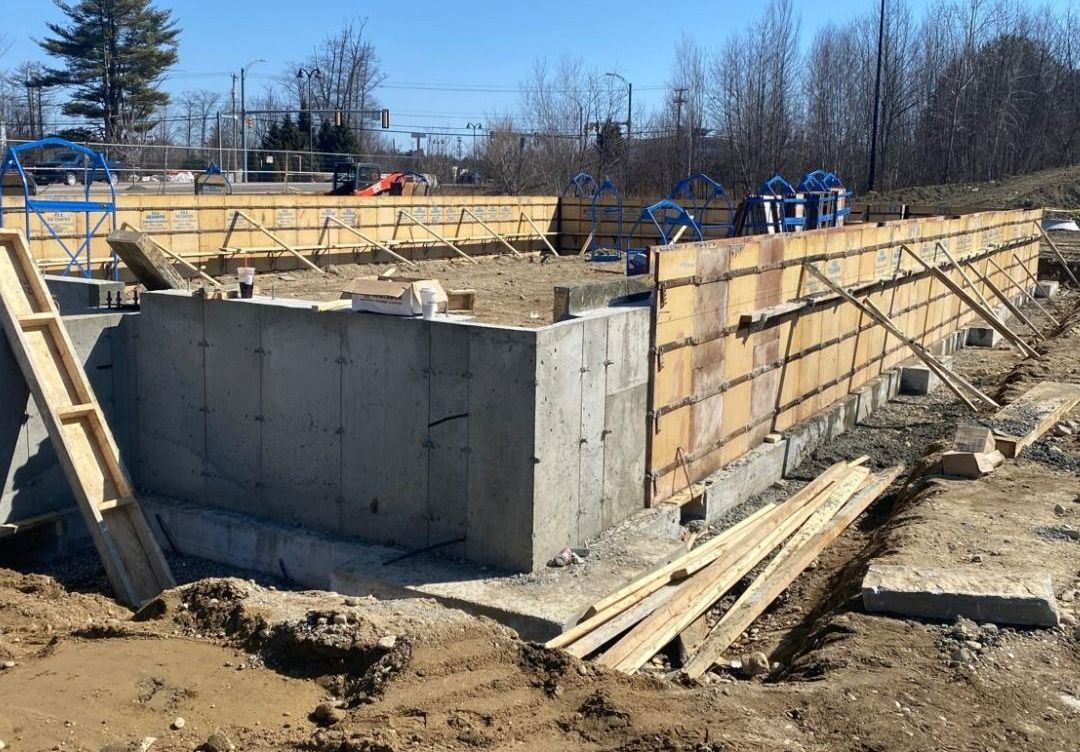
[1035,221,1080,287]
[565,584,681,658]
[595,464,862,673]
[804,263,992,410]
[398,208,478,264]
[519,212,560,257]
[1009,253,1062,322]
[969,264,1045,340]
[120,222,224,289]
[0,228,174,608]
[681,465,904,678]
[461,207,523,257]
[228,210,325,273]
[321,215,420,269]
[990,381,1080,458]
[989,257,1059,327]
[106,229,188,290]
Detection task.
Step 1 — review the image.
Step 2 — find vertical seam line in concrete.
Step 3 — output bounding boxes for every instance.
[425,323,432,548]
[200,298,209,505]
[338,317,345,536]
[600,317,611,530]
[257,305,264,511]
[576,325,586,544]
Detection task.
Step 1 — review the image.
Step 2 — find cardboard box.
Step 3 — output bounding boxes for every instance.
[342,276,447,316]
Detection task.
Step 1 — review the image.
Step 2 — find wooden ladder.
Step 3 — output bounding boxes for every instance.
[0,228,174,608]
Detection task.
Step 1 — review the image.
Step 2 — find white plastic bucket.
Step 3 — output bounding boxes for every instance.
[420,286,439,319]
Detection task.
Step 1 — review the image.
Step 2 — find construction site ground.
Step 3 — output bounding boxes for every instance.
[208,253,624,327]
[2,298,1078,751]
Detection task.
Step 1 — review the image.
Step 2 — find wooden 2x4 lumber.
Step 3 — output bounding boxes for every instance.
[803,263,992,410]
[681,465,905,679]
[901,244,1039,359]
[934,241,999,317]
[546,502,782,651]
[230,210,325,274]
[461,208,523,257]
[595,462,858,673]
[520,212,560,256]
[1010,253,1063,318]
[1035,221,1080,287]
[321,215,419,269]
[969,264,1045,341]
[398,209,478,264]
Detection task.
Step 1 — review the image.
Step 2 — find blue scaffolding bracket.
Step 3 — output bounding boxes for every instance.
[668,173,735,238]
[0,137,119,279]
[738,175,806,235]
[626,199,704,276]
[564,171,599,198]
[588,177,624,262]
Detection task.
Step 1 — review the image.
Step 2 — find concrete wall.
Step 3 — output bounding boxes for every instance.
[1,308,134,551]
[127,292,649,571]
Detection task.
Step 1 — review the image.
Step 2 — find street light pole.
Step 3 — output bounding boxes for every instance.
[605,72,632,188]
[297,67,322,175]
[239,58,266,183]
[466,122,483,158]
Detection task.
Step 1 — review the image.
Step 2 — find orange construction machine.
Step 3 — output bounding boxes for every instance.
[328,161,431,197]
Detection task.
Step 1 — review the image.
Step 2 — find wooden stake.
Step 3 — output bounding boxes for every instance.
[1035,221,1080,287]
[578,231,595,256]
[901,245,1039,359]
[398,209,478,264]
[989,257,1059,327]
[461,207,523,257]
[321,215,420,269]
[681,465,904,679]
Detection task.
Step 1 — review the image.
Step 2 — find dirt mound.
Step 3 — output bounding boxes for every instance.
[863,163,1080,209]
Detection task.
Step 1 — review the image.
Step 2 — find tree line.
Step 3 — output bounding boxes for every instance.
[479,0,1080,198]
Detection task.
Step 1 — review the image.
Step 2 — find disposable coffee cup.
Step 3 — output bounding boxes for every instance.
[420,286,439,319]
[237,267,255,299]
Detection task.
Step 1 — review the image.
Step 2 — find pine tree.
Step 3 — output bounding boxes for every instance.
[38,0,180,143]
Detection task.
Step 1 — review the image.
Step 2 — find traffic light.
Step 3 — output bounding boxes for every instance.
[335,109,343,127]
[381,109,390,129]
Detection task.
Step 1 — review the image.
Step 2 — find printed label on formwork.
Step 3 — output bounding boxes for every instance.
[143,210,169,232]
[41,212,76,236]
[275,208,296,229]
[319,208,338,224]
[341,208,358,226]
[173,209,198,232]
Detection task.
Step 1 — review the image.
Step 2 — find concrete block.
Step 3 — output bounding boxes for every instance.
[954,424,996,454]
[862,564,1060,627]
[966,326,1002,348]
[688,439,787,522]
[552,279,652,321]
[44,274,124,314]
[899,365,941,396]
[1035,280,1059,299]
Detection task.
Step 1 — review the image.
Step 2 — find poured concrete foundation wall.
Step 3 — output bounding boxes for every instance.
[1,307,134,549]
[126,293,649,571]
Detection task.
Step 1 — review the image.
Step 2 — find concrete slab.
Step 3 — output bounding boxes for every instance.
[862,563,1060,627]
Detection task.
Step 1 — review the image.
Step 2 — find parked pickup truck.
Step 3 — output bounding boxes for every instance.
[32,151,123,186]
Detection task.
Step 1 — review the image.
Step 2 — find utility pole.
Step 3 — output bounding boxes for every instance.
[240,59,266,183]
[230,74,237,174]
[297,67,321,174]
[605,72,632,189]
[868,0,885,191]
[673,87,687,178]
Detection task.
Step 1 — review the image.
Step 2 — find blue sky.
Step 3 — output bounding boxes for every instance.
[2,0,1071,149]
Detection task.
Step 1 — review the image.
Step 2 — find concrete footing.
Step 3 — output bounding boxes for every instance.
[899,355,954,396]
[862,563,1060,627]
[146,496,686,640]
[1035,280,1060,299]
[966,327,1003,348]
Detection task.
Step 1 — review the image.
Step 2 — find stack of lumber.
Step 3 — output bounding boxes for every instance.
[545,459,904,679]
